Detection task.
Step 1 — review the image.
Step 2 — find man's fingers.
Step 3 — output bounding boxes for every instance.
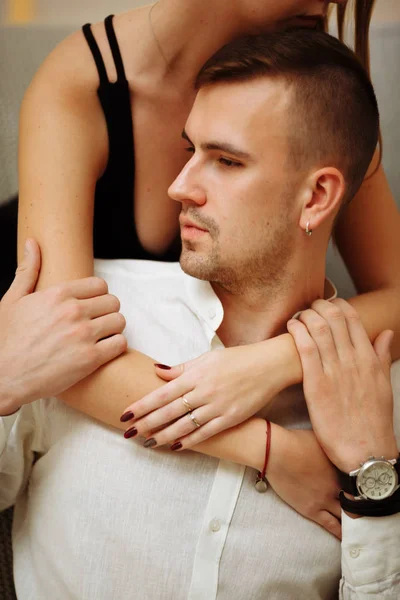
[81,294,121,320]
[296,309,339,368]
[330,299,371,355]
[92,312,126,341]
[62,277,109,300]
[316,511,342,540]
[94,334,128,368]
[310,299,355,360]
[287,319,324,377]
[2,238,41,304]
[373,330,394,379]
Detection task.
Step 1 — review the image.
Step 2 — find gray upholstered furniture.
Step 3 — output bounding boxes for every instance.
[0,21,399,599]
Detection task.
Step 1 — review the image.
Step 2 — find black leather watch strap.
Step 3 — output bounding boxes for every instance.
[338,470,358,496]
[339,489,400,517]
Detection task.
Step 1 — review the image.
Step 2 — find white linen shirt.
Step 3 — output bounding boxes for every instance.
[1,259,400,600]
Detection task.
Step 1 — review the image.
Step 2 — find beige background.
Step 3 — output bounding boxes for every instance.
[2,0,400,26]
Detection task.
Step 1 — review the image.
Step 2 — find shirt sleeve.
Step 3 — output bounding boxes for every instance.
[0,402,44,512]
[339,510,400,599]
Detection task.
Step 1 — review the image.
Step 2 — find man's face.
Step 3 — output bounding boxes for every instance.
[168,78,304,292]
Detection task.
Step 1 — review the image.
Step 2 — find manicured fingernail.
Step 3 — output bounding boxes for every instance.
[144,438,157,448]
[171,442,182,451]
[120,411,134,423]
[154,363,171,370]
[124,427,138,439]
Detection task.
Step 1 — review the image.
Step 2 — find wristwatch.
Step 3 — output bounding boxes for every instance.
[339,456,400,501]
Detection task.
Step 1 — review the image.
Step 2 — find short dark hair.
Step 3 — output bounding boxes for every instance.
[196,29,379,206]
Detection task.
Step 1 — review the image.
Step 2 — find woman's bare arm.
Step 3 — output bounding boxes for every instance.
[17,31,107,281]
[335,155,400,359]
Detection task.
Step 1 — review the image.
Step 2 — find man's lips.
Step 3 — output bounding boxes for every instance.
[179,217,208,232]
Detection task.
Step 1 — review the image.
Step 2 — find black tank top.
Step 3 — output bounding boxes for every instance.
[82,15,180,261]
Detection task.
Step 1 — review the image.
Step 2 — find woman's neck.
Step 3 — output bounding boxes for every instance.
[146,0,250,87]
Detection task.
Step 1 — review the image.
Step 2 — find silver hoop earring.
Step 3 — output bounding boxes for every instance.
[305,221,313,236]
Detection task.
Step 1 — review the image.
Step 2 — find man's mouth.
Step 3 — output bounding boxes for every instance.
[179,217,208,232]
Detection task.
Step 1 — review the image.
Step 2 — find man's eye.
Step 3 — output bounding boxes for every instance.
[185,147,195,154]
[218,157,241,167]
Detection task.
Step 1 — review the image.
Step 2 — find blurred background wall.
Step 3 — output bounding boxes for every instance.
[1,0,400,26]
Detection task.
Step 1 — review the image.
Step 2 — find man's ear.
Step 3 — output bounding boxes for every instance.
[298,168,345,233]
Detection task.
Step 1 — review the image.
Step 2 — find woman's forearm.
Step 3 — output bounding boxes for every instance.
[61,349,267,469]
[193,417,267,471]
[347,287,400,360]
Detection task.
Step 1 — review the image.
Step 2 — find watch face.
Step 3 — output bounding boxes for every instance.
[356,460,398,500]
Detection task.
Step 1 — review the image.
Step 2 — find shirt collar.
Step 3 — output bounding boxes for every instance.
[184,274,338,334]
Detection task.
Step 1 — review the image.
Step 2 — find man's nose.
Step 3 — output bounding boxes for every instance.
[168,159,206,207]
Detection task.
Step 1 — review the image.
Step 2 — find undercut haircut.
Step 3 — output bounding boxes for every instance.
[196,29,379,207]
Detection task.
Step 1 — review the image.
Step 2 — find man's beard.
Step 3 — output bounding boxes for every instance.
[179,208,296,297]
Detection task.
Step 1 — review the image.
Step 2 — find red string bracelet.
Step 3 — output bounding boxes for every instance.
[255,419,271,493]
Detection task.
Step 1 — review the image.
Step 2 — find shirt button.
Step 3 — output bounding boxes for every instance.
[349,548,360,559]
[209,518,221,532]
[208,309,216,319]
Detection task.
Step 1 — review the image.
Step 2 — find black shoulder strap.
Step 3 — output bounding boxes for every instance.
[104,14,127,82]
[82,22,109,86]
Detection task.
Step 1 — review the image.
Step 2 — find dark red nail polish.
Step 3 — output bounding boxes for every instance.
[144,438,157,448]
[124,427,138,439]
[154,363,171,370]
[120,411,134,423]
[171,442,182,451]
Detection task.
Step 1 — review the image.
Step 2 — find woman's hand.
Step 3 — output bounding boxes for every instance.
[0,239,127,414]
[268,425,342,540]
[287,298,398,473]
[120,336,299,447]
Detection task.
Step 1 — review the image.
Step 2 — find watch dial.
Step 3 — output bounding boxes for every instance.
[357,461,398,500]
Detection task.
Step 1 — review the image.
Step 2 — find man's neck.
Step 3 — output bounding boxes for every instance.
[214,263,327,348]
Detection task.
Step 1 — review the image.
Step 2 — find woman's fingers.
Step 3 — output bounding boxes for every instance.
[154,354,208,381]
[130,393,199,437]
[170,417,228,451]
[121,378,195,423]
[140,405,218,448]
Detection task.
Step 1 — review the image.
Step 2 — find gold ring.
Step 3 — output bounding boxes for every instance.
[188,411,201,429]
[182,396,193,413]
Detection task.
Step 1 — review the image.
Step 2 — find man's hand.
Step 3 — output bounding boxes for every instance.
[0,239,127,414]
[267,425,342,539]
[287,298,398,473]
